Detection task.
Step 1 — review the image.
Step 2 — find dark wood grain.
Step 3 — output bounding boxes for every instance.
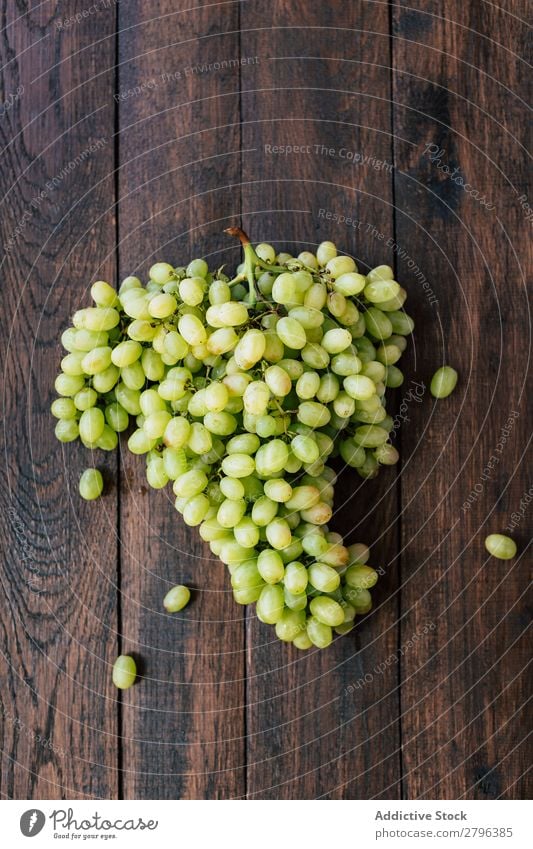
[0,2,118,798]
[116,0,245,799]
[392,0,532,800]
[239,0,402,799]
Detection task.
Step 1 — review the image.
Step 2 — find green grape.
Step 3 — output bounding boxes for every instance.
[220,476,245,500]
[275,609,306,642]
[364,279,400,303]
[234,329,266,368]
[375,443,399,465]
[333,272,366,296]
[91,280,119,308]
[173,469,208,498]
[51,397,77,419]
[55,373,85,396]
[345,564,378,589]
[353,425,389,448]
[119,275,142,294]
[430,366,458,398]
[112,655,136,690]
[163,447,188,480]
[111,340,142,367]
[254,549,282,585]
[284,561,308,595]
[104,402,128,431]
[308,563,340,593]
[484,534,517,560]
[150,262,175,285]
[256,584,285,624]
[364,308,393,341]
[309,596,345,627]
[144,410,171,440]
[276,316,307,349]
[115,383,142,415]
[206,301,248,327]
[321,328,352,354]
[326,255,356,278]
[92,364,120,393]
[79,408,105,443]
[347,543,370,565]
[163,584,191,612]
[297,401,330,428]
[55,419,79,442]
[264,478,292,503]
[50,231,414,652]
[97,424,118,451]
[306,616,333,648]
[183,493,210,525]
[128,428,156,454]
[388,310,414,335]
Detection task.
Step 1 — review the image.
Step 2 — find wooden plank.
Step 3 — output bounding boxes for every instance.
[117,1,246,799]
[0,3,118,798]
[240,0,402,798]
[392,0,532,799]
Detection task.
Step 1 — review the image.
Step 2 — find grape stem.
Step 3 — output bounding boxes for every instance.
[224,226,285,303]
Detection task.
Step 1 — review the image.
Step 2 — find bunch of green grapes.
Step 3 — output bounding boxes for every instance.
[51,229,413,650]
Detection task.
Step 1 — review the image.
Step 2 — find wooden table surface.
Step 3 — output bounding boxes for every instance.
[0,1,531,800]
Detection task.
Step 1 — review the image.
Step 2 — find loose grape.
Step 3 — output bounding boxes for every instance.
[430,366,458,398]
[79,468,104,500]
[484,534,517,560]
[112,655,137,689]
